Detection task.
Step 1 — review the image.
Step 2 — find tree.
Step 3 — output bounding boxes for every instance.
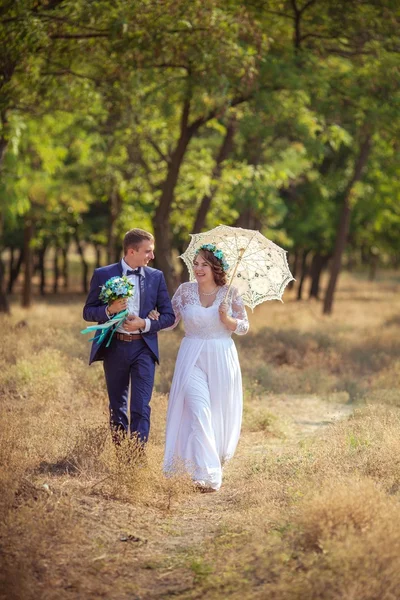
[1,0,400,310]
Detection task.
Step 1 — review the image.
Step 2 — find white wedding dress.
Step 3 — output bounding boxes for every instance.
[163,282,249,490]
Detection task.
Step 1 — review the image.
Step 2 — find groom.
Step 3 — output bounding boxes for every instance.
[83,228,175,444]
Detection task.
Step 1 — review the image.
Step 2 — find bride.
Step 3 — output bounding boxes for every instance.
[161,244,249,492]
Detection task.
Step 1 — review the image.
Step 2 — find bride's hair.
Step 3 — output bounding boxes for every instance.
[198,250,227,286]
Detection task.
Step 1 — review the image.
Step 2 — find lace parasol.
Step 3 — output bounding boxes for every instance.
[180,225,294,310]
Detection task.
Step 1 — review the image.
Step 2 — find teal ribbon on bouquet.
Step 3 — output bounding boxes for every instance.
[81,309,129,348]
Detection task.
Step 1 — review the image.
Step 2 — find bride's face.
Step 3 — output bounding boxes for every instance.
[193,253,215,285]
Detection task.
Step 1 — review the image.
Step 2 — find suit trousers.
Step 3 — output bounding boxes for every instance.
[103,338,156,443]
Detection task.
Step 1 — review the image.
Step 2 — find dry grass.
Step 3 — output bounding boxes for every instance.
[1,271,400,599]
[187,405,400,600]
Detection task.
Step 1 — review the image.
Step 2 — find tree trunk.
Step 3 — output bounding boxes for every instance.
[74,232,89,294]
[368,249,379,281]
[360,244,369,265]
[0,133,8,168]
[235,206,263,230]
[323,134,372,315]
[153,98,194,293]
[346,252,357,272]
[390,254,400,269]
[152,92,251,293]
[22,220,34,308]
[62,245,69,290]
[309,253,330,300]
[114,244,121,264]
[288,251,299,291]
[8,246,14,280]
[192,117,236,234]
[53,245,59,294]
[7,247,23,293]
[0,197,9,312]
[180,267,190,284]
[7,247,15,291]
[297,249,310,301]
[0,257,10,313]
[37,245,47,296]
[174,239,190,284]
[95,244,102,268]
[107,188,122,264]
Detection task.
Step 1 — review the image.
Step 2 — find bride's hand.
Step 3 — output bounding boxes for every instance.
[219,302,237,331]
[218,302,229,324]
[148,309,160,321]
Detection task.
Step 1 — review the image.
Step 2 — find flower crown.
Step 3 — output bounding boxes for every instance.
[197,244,230,272]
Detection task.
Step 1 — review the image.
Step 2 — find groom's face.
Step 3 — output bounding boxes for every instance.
[126,240,155,267]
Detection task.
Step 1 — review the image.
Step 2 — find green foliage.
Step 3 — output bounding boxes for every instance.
[1,0,400,275]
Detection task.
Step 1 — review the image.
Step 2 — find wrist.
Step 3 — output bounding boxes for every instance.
[223,316,236,330]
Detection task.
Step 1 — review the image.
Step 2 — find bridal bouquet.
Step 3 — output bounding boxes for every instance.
[81,276,134,347]
[99,275,135,304]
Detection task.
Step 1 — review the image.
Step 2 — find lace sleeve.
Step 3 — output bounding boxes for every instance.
[230,287,249,335]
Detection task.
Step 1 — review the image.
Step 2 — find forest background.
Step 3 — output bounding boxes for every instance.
[1,0,399,314]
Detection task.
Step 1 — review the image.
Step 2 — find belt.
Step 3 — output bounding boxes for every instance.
[115,332,143,342]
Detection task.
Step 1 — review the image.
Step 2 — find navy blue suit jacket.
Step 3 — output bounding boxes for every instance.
[83,261,175,365]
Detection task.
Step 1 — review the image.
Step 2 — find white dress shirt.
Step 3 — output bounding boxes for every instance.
[115,259,151,335]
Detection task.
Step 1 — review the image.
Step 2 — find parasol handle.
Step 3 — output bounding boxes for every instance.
[224,247,246,302]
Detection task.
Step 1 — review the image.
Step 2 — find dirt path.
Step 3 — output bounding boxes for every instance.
[264,394,353,444]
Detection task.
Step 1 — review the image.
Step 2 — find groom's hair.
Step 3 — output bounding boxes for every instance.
[123,228,154,253]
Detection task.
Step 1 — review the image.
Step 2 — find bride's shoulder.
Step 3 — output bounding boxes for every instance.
[175,281,196,294]
[179,281,196,289]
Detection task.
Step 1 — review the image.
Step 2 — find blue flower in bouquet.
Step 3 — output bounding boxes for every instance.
[81,275,135,348]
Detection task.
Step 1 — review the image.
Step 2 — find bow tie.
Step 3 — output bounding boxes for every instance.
[126,268,142,276]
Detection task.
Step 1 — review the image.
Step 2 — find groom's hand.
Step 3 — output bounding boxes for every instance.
[123,315,146,332]
[108,298,128,314]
